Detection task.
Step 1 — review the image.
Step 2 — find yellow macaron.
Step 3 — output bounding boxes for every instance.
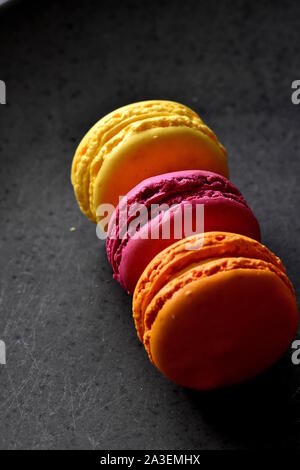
[71,100,228,222]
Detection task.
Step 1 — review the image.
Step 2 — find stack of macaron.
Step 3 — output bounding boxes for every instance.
[71,100,298,390]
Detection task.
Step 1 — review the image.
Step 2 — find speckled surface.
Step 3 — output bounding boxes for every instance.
[0,0,300,450]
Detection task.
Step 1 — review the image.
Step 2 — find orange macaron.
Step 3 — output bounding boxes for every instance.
[133,232,299,390]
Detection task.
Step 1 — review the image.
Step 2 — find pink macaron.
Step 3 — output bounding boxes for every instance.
[106,170,261,294]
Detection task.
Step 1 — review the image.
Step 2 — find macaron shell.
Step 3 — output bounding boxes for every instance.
[118,197,260,294]
[106,169,246,274]
[148,266,298,390]
[133,232,284,341]
[92,126,228,220]
[143,256,294,343]
[72,100,200,185]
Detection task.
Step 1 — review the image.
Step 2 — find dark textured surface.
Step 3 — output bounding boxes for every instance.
[0,0,300,450]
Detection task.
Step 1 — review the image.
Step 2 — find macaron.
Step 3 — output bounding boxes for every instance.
[107,170,261,294]
[133,232,298,390]
[71,100,228,222]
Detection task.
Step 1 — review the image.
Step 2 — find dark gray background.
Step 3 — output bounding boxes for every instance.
[0,0,300,450]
